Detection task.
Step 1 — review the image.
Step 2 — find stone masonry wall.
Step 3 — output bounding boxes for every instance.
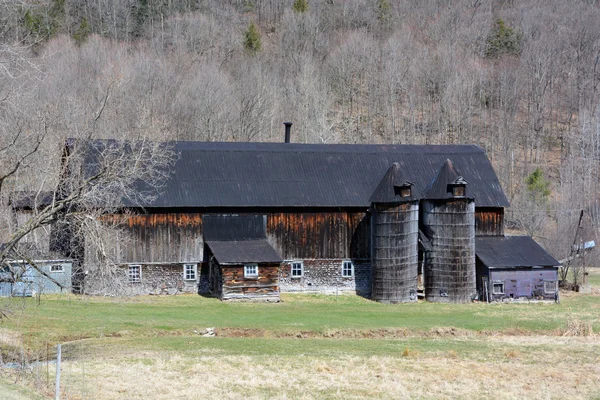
[124,264,198,295]
[279,259,371,296]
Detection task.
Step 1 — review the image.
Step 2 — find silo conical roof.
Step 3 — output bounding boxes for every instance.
[369,162,420,203]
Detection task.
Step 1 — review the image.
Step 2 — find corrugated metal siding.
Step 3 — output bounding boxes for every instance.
[74,140,508,208]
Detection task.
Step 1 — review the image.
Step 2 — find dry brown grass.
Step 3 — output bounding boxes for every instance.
[31,335,600,400]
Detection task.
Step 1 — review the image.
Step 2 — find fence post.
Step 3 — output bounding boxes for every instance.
[55,344,62,400]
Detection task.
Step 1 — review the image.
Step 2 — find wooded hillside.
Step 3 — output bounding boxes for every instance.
[1,0,599,262]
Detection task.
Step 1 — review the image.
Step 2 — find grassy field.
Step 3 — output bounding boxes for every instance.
[0,271,599,399]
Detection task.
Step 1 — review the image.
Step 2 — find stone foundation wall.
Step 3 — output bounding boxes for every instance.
[86,264,199,295]
[279,259,371,296]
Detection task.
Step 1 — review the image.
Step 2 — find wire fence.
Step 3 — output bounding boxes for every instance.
[2,340,120,399]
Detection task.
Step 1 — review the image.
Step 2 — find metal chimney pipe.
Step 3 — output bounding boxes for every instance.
[284,122,293,143]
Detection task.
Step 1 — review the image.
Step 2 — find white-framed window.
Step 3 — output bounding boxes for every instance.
[183,263,197,281]
[128,265,141,283]
[291,261,303,278]
[342,260,354,277]
[50,264,65,273]
[544,280,557,294]
[244,263,259,278]
[492,281,504,295]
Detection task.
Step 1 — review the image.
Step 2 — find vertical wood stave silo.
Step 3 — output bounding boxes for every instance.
[421,159,476,303]
[370,163,420,303]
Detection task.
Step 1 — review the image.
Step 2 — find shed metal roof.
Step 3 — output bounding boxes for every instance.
[206,240,283,264]
[73,140,510,208]
[476,236,560,268]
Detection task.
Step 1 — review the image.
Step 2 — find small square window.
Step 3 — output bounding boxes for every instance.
[183,264,197,281]
[128,265,141,283]
[244,264,258,278]
[544,280,557,294]
[50,265,64,273]
[492,281,504,294]
[342,261,354,277]
[453,185,465,197]
[291,262,303,278]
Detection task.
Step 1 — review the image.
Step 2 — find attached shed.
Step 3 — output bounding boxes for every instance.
[206,239,283,301]
[476,236,560,302]
[0,260,73,297]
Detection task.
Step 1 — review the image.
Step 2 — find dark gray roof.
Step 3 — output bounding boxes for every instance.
[72,140,509,208]
[476,236,560,268]
[423,159,473,200]
[10,191,55,209]
[203,215,266,241]
[369,162,420,203]
[206,240,283,264]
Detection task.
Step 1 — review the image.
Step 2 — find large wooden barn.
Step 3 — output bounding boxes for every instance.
[26,134,560,302]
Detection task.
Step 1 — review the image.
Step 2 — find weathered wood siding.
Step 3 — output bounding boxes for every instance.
[220,263,280,301]
[475,207,504,236]
[101,213,203,263]
[266,212,370,260]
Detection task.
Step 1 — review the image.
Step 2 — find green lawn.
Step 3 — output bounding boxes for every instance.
[2,290,600,399]
[3,290,599,350]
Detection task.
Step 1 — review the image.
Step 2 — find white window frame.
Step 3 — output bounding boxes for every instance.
[50,264,65,273]
[291,261,304,278]
[342,260,354,278]
[244,263,259,278]
[492,280,504,295]
[544,280,557,294]
[128,265,141,283]
[183,263,197,281]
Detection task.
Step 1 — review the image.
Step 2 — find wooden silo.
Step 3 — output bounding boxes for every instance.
[421,159,476,303]
[370,163,420,303]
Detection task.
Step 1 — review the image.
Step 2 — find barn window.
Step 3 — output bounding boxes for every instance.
[394,185,412,198]
[492,281,504,294]
[452,185,465,197]
[291,261,303,278]
[342,261,354,277]
[183,264,197,281]
[544,280,557,294]
[244,264,258,278]
[50,265,64,273]
[128,265,141,283]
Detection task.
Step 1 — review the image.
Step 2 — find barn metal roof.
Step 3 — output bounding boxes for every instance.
[73,140,510,208]
[206,240,283,264]
[476,236,560,268]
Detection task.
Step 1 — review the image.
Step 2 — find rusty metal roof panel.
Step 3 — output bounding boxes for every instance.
[476,236,560,268]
